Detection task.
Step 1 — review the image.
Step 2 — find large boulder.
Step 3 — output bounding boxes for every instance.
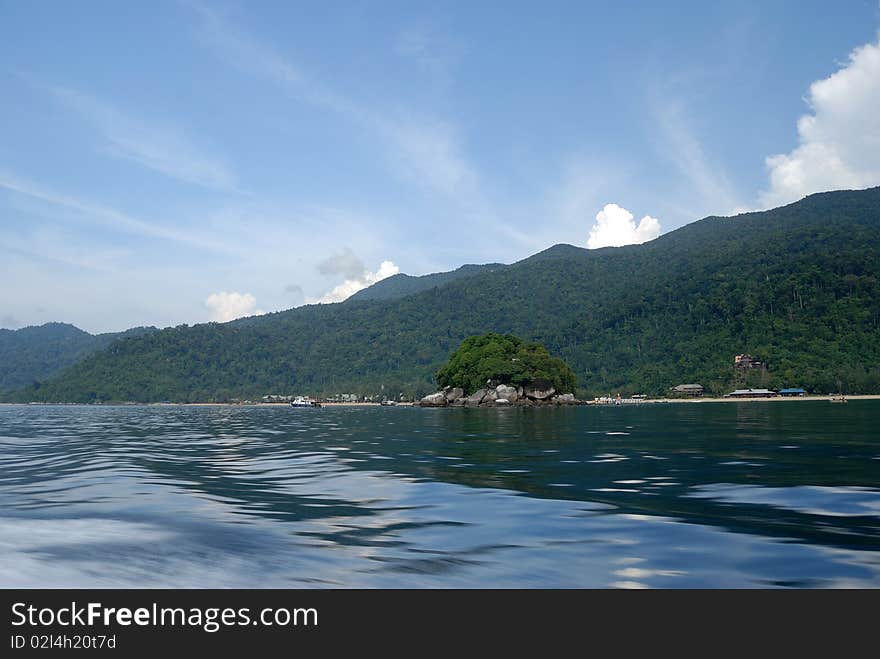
[450,397,467,407]
[419,392,448,407]
[494,398,511,406]
[445,387,465,402]
[555,393,576,404]
[525,381,556,400]
[481,389,498,404]
[465,389,487,407]
[495,384,518,402]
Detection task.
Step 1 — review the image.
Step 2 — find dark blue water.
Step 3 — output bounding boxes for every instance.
[1,402,878,588]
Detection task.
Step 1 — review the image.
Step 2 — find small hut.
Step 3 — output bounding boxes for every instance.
[778,388,806,397]
[670,384,704,397]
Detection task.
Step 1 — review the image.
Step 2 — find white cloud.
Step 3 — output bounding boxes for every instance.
[587,204,661,249]
[760,37,880,208]
[310,261,400,304]
[205,291,263,322]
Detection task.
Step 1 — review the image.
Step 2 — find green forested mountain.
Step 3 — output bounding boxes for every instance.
[348,263,506,302]
[6,187,880,402]
[0,323,157,392]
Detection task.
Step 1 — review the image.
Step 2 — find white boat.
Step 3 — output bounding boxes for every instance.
[290,396,321,408]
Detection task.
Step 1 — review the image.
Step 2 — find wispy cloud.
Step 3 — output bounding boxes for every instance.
[378,116,478,198]
[0,224,129,273]
[395,24,462,90]
[196,8,302,87]
[653,99,743,215]
[545,157,627,241]
[191,2,354,115]
[41,83,237,190]
[0,171,235,253]
[188,4,489,210]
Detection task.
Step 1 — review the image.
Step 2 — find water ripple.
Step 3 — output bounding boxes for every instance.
[1,402,879,587]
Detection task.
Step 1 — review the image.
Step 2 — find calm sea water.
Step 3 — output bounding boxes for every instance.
[1,402,878,588]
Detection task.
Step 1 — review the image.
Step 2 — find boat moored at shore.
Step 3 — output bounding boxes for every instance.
[290,396,322,408]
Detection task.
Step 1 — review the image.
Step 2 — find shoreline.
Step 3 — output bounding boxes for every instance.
[652,394,879,404]
[2,395,878,407]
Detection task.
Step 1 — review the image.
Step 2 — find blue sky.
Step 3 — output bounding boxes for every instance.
[2,1,880,332]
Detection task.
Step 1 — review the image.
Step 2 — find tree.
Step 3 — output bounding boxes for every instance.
[436,333,577,394]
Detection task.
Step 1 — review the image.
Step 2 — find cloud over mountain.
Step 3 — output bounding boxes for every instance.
[205,291,263,322]
[312,260,400,304]
[587,204,661,249]
[760,36,880,207]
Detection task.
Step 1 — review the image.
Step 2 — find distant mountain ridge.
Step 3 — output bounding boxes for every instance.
[4,186,880,402]
[348,263,506,302]
[0,265,508,393]
[0,323,157,391]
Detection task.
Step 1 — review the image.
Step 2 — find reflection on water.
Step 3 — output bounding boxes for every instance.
[0,402,878,588]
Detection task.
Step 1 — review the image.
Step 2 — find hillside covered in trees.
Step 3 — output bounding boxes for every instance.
[0,323,157,392]
[348,263,506,302]
[4,187,880,402]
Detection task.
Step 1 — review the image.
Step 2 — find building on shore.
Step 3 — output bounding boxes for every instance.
[725,388,776,398]
[261,394,293,403]
[734,354,764,369]
[326,393,361,403]
[670,383,704,397]
[778,388,807,397]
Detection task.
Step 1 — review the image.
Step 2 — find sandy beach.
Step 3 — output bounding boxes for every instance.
[183,395,877,407]
[654,394,880,404]
[3,396,877,407]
